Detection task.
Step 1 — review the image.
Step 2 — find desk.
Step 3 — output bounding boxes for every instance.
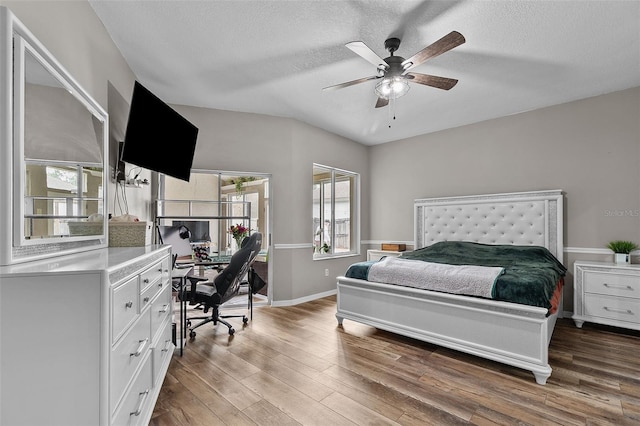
[177,255,232,276]
[172,266,193,356]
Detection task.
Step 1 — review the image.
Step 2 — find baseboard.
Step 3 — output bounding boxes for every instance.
[271,289,337,307]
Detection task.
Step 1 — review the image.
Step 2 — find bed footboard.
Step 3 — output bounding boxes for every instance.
[336,276,556,385]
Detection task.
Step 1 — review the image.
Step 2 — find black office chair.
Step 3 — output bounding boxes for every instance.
[182,232,262,337]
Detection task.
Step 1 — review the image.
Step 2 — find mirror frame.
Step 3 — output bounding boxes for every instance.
[0,7,109,265]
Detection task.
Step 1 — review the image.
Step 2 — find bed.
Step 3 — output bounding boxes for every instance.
[336,190,564,384]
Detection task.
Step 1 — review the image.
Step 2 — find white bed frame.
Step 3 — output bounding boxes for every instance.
[336,190,564,384]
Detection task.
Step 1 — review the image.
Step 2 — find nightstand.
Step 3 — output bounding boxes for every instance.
[573,261,640,331]
[366,249,404,261]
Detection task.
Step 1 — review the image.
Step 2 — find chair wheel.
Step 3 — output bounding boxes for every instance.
[229,328,235,335]
[242,317,248,324]
[189,330,196,339]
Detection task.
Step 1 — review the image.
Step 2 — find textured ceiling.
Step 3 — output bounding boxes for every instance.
[89,0,640,146]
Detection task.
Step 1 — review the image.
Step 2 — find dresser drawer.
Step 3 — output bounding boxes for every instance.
[140,279,160,312]
[111,310,151,409]
[140,260,166,292]
[584,271,640,299]
[151,285,172,339]
[112,275,140,343]
[111,353,153,426]
[152,319,174,387]
[584,294,639,324]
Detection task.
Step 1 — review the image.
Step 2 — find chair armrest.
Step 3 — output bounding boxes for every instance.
[186,275,211,303]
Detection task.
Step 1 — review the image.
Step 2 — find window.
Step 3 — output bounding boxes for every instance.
[313,164,359,258]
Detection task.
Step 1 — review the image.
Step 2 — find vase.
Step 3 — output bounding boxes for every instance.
[234,236,245,249]
[614,253,630,265]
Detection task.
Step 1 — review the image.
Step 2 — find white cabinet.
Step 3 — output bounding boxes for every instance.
[0,245,174,425]
[573,261,640,331]
[367,249,404,261]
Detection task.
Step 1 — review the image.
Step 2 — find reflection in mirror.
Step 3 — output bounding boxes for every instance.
[24,50,104,163]
[24,163,103,239]
[19,40,105,242]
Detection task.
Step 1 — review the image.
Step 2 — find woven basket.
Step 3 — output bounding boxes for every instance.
[109,221,150,247]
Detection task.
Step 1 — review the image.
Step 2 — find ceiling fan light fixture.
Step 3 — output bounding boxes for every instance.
[375,76,410,100]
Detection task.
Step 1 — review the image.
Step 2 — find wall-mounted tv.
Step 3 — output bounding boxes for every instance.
[121,81,198,182]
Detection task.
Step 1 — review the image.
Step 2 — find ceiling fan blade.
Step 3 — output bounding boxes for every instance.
[346,41,388,69]
[405,73,458,90]
[402,31,465,71]
[322,75,379,91]
[375,97,389,108]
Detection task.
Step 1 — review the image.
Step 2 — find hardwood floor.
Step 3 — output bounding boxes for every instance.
[150,296,640,425]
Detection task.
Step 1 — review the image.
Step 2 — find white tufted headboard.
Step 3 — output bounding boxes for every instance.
[414,190,564,263]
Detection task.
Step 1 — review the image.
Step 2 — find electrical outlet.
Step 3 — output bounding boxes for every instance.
[324,268,329,277]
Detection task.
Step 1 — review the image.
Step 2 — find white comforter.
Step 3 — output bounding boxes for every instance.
[367,256,505,298]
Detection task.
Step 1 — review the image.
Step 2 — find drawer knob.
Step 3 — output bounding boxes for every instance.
[143,278,150,284]
[130,338,149,357]
[603,283,634,290]
[143,296,150,303]
[161,339,172,352]
[159,304,169,314]
[158,281,163,287]
[125,301,133,309]
[130,389,150,417]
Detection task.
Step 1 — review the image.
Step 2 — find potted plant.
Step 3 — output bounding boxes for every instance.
[607,240,638,265]
[233,176,256,193]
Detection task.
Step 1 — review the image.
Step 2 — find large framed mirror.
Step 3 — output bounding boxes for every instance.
[0,7,109,265]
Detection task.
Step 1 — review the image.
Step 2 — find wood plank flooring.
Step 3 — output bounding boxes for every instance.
[150,296,640,425]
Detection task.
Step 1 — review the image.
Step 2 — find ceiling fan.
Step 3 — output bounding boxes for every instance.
[323,31,465,108]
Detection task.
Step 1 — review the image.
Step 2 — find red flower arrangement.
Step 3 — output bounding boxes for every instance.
[229,223,250,247]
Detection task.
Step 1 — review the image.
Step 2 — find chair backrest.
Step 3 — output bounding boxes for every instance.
[214,232,262,304]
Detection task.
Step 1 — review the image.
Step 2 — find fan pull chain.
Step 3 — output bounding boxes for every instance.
[388,96,397,128]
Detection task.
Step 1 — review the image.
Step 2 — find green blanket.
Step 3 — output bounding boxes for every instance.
[345,241,566,310]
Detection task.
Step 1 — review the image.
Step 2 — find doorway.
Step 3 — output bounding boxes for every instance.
[157,170,271,306]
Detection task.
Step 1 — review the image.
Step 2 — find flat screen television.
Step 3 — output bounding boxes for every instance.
[121,81,198,182]
[172,220,210,242]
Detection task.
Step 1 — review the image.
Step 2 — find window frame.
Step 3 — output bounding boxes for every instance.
[312,163,360,260]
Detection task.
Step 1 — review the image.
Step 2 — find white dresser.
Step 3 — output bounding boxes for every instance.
[573,261,640,331]
[0,245,174,425]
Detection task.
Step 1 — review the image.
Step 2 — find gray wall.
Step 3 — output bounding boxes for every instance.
[0,0,151,220]
[171,105,370,302]
[2,0,370,304]
[369,87,640,310]
[5,1,639,309]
